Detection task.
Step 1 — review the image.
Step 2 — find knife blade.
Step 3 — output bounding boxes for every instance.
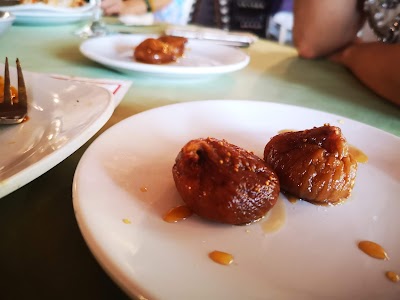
[116,30,251,47]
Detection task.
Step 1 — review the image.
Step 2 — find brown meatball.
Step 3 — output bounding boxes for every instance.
[157,36,187,57]
[134,36,187,64]
[172,137,280,225]
[134,38,175,64]
[264,125,357,205]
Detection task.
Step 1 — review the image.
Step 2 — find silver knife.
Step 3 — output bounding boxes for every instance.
[116,31,251,47]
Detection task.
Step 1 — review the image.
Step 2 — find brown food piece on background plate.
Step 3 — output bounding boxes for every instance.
[134,36,187,64]
[157,35,187,57]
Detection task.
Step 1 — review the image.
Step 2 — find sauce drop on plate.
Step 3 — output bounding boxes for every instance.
[163,205,192,223]
[349,145,368,163]
[386,271,400,283]
[209,250,234,265]
[262,198,286,233]
[358,240,389,260]
[283,192,299,204]
[278,129,295,134]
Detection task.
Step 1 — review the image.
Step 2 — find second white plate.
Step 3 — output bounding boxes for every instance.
[73,100,400,300]
[0,65,114,199]
[1,2,94,13]
[11,10,92,25]
[79,34,250,77]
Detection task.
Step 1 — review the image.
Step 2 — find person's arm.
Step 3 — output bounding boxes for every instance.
[293,0,365,58]
[102,0,171,16]
[330,42,400,106]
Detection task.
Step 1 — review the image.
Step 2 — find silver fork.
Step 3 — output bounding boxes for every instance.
[1,58,28,125]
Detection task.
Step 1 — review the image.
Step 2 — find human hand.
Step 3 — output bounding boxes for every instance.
[329,39,362,66]
[101,0,124,15]
[329,48,347,65]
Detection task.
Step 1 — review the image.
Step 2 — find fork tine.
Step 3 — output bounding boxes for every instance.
[3,57,11,106]
[0,58,28,125]
[16,58,27,109]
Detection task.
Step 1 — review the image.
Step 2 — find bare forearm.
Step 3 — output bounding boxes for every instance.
[150,0,171,11]
[122,0,171,14]
[333,43,400,106]
[293,0,364,58]
[102,0,171,16]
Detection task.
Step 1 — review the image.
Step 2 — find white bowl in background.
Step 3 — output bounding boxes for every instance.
[0,11,15,36]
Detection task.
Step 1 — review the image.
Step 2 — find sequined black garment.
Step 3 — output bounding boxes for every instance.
[364,0,400,43]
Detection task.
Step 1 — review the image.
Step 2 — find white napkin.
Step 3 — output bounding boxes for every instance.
[50,74,132,107]
[119,13,154,26]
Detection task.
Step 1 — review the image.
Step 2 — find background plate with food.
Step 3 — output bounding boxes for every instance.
[2,0,94,25]
[79,34,250,78]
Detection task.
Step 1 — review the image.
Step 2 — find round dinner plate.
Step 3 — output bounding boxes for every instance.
[72,100,400,299]
[1,2,94,13]
[79,34,250,77]
[0,11,15,36]
[0,64,114,199]
[3,3,94,25]
[11,11,92,25]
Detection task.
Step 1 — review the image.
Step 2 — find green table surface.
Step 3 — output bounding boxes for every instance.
[0,19,399,300]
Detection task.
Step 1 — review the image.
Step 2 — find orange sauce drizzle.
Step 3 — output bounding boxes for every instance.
[278,129,295,134]
[349,145,368,163]
[283,192,299,204]
[209,250,234,265]
[386,271,400,283]
[262,198,286,233]
[163,205,192,223]
[358,240,389,260]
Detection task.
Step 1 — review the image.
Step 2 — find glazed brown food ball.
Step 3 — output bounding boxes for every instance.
[172,137,280,225]
[134,36,187,64]
[158,36,187,57]
[264,124,357,205]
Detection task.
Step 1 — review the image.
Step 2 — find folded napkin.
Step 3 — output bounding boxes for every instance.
[165,25,258,47]
[50,74,132,107]
[119,13,154,26]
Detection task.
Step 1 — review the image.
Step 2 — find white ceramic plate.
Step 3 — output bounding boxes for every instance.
[1,3,94,13]
[0,65,114,199]
[11,10,92,25]
[79,34,250,77]
[3,2,94,25]
[0,11,15,36]
[73,100,400,300]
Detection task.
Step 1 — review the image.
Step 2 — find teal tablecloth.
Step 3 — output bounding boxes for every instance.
[0,19,398,300]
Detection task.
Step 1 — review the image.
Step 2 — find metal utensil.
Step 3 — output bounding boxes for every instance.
[0,57,28,125]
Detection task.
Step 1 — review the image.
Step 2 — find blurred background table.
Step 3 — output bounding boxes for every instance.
[0,19,399,300]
